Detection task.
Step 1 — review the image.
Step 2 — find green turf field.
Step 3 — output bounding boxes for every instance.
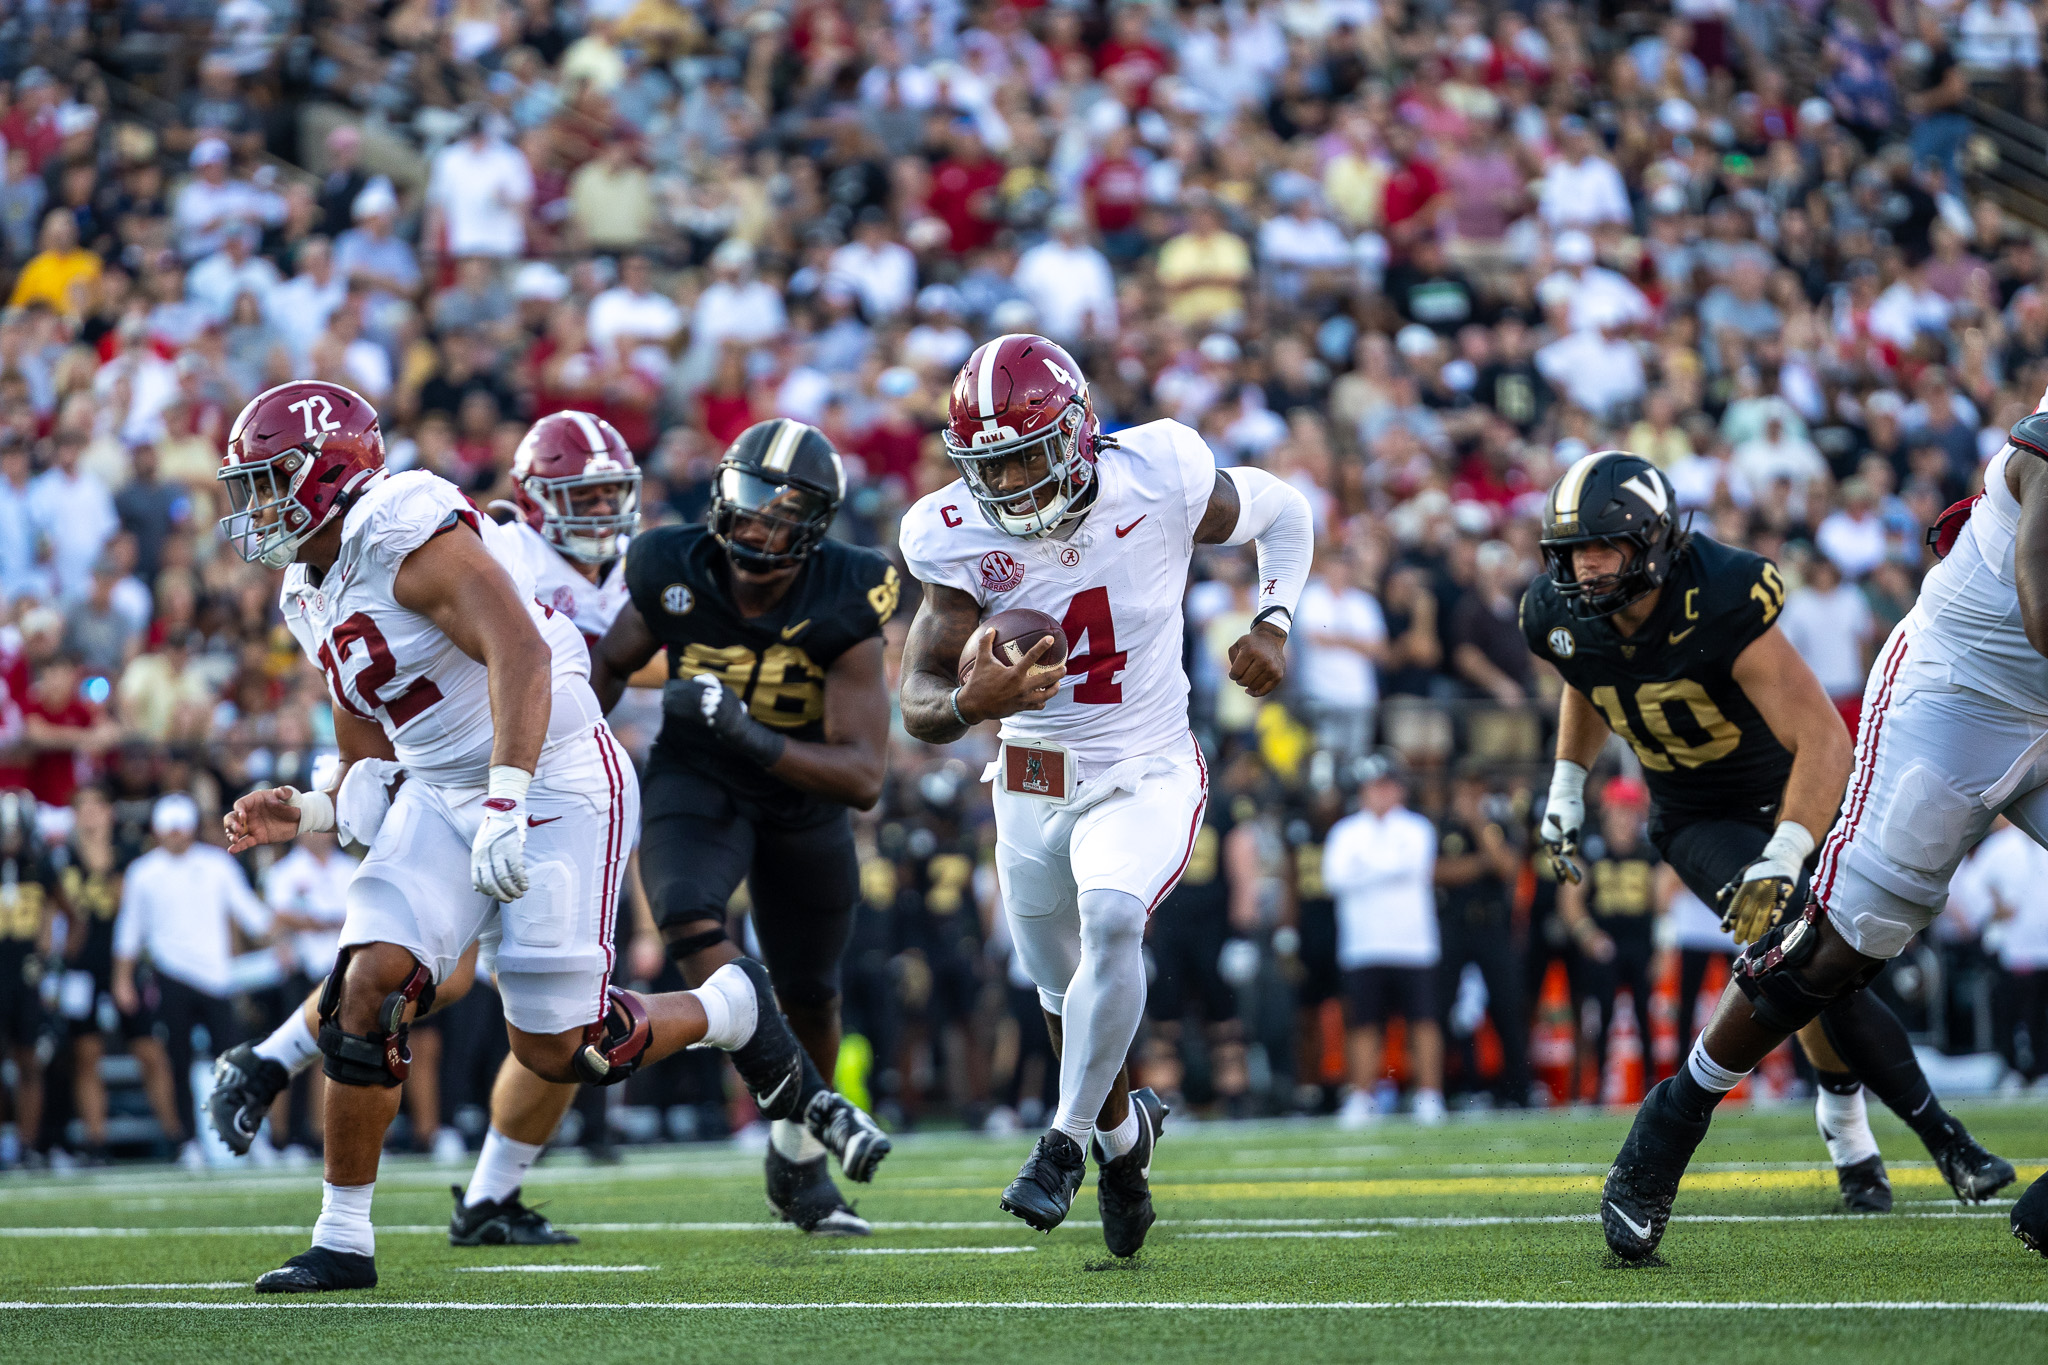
[3,1099,2045,1363]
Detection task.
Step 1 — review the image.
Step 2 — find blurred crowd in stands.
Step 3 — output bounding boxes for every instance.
[1,0,2046,1166]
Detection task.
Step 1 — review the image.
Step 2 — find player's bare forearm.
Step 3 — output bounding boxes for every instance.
[2012,456,2048,658]
[1733,626,1851,836]
[396,525,551,773]
[593,601,663,714]
[899,582,983,744]
[1554,685,1609,769]
[762,637,889,810]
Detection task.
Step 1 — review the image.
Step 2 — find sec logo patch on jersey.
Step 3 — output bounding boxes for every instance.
[662,583,694,615]
[980,550,1025,593]
[1548,626,1576,658]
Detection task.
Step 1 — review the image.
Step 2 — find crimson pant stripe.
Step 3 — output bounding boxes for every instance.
[1816,633,1908,905]
[1147,737,1212,915]
[592,724,625,1017]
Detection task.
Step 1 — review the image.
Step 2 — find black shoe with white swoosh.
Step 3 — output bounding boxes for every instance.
[1601,1077,1712,1262]
[725,957,806,1121]
[1833,1154,1892,1213]
[254,1246,377,1293]
[1093,1087,1168,1257]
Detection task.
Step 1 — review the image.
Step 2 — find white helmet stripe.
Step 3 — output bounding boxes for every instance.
[1553,451,1601,521]
[566,409,607,457]
[976,339,1002,433]
[762,418,804,473]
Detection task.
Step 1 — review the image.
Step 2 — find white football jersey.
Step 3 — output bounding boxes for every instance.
[899,418,1216,779]
[281,470,596,790]
[503,519,631,643]
[1906,385,2048,714]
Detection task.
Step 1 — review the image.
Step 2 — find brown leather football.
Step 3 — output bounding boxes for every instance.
[958,607,1069,682]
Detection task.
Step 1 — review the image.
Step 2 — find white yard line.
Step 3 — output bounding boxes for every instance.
[1,1299,2045,1313]
[1177,1231,1393,1239]
[58,1283,246,1291]
[823,1247,1040,1256]
[448,1266,658,1274]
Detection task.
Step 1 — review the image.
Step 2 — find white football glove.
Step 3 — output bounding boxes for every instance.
[1540,759,1588,885]
[1719,821,1815,945]
[470,766,532,902]
[335,757,405,850]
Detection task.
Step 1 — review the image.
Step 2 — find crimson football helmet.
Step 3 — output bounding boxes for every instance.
[511,410,641,562]
[944,333,1105,537]
[217,380,386,568]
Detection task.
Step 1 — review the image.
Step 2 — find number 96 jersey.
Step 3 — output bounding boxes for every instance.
[1520,533,1793,823]
[899,418,1217,782]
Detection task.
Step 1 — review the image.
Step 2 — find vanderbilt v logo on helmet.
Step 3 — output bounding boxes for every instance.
[710,418,847,572]
[1541,450,1685,619]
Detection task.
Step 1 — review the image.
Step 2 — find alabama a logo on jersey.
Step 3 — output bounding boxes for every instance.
[980,550,1024,593]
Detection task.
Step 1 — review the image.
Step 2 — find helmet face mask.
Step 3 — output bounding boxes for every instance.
[945,334,1101,539]
[706,420,846,574]
[944,401,1090,537]
[216,381,385,568]
[219,449,321,568]
[528,468,641,562]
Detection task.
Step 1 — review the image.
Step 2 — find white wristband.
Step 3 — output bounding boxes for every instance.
[487,765,533,804]
[1548,758,1588,803]
[288,787,336,834]
[1763,820,1816,866]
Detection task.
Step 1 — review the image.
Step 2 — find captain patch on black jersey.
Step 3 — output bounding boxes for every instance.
[626,523,899,806]
[1521,534,1792,821]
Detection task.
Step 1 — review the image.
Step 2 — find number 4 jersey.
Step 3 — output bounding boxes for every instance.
[1521,533,1792,823]
[281,469,599,791]
[899,417,1217,781]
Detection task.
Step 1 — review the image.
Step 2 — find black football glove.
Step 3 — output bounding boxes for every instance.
[663,673,788,770]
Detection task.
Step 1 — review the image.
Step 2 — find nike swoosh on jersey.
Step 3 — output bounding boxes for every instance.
[781,619,811,639]
[1115,516,1146,538]
[526,815,563,827]
[1607,1202,1654,1241]
[1668,625,1696,644]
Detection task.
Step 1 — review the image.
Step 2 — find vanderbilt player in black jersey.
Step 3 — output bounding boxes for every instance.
[1522,451,2013,1260]
[0,791,54,1165]
[594,418,895,1234]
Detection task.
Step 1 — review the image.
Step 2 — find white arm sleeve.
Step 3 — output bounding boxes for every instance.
[1220,466,1313,626]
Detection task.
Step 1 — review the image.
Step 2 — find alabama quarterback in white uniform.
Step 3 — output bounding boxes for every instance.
[1602,401,2048,1262]
[214,381,840,1294]
[897,335,1312,1253]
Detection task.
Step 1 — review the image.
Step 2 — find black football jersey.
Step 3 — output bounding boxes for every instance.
[1579,832,1662,939]
[626,524,900,815]
[1521,534,1792,823]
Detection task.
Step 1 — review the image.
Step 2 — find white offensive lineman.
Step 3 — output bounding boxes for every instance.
[1601,405,2048,1263]
[897,335,1312,1254]
[214,381,828,1293]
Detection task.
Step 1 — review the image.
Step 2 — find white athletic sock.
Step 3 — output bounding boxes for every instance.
[254,1011,320,1075]
[1686,1036,1751,1094]
[1095,1105,1141,1160]
[690,962,758,1051]
[770,1116,827,1163]
[1817,1086,1881,1166]
[463,1126,544,1208]
[311,1181,375,1257]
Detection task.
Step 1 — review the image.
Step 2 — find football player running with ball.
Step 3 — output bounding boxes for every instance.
[897,335,1311,1255]
[591,418,894,1235]
[1518,450,2013,1265]
[214,382,831,1292]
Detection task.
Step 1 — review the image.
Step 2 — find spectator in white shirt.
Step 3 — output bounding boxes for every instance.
[1320,752,1444,1126]
[1540,229,1652,334]
[266,236,348,369]
[1959,0,2040,72]
[829,207,919,319]
[1012,205,1118,346]
[1257,186,1355,305]
[681,237,787,389]
[426,113,535,259]
[1777,554,1874,717]
[587,251,683,370]
[903,285,976,372]
[94,314,182,448]
[1814,477,1888,579]
[173,138,280,262]
[28,431,117,602]
[1731,411,1828,492]
[112,794,274,1158]
[1295,547,1386,764]
[1538,117,1632,228]
[185,222,280,323]
[1961,820,2048,1083]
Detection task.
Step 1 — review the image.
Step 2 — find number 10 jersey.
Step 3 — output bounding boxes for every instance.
[899,418,1217,782]
[1520,533,1793,823]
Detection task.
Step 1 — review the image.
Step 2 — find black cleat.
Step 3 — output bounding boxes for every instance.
[254,1246,377,1294]
[1000,1130,1087,1233]
[726,958,805,1121]
[805,1090,892,1183]
[1601,1077,1711,1262]
[448,1184,579,1246]
[2012,1171,2048,1257]
[1093,1087,1168,1257]
[1929,1129,2017,1203]
[208,1044,290,1157]
[1834,1154,1893,1213]
[765,1143,870,1235]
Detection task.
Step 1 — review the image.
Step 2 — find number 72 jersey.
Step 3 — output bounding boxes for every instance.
[899,417,1218,782]
[1520,533,1794,822]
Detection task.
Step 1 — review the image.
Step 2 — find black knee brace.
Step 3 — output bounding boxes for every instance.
[1732,913,1882,1035]
[316,948,437,1088]
[661,919,731,962]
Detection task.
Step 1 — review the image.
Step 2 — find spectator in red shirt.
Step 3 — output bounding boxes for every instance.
[1083,127,1149,265]
[1095,4,1170,107]
[696,342,759,448]
[24,654,119,810]
[1,69,65,176]
[928,125,1006,256]
[1381,122,1448,255]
